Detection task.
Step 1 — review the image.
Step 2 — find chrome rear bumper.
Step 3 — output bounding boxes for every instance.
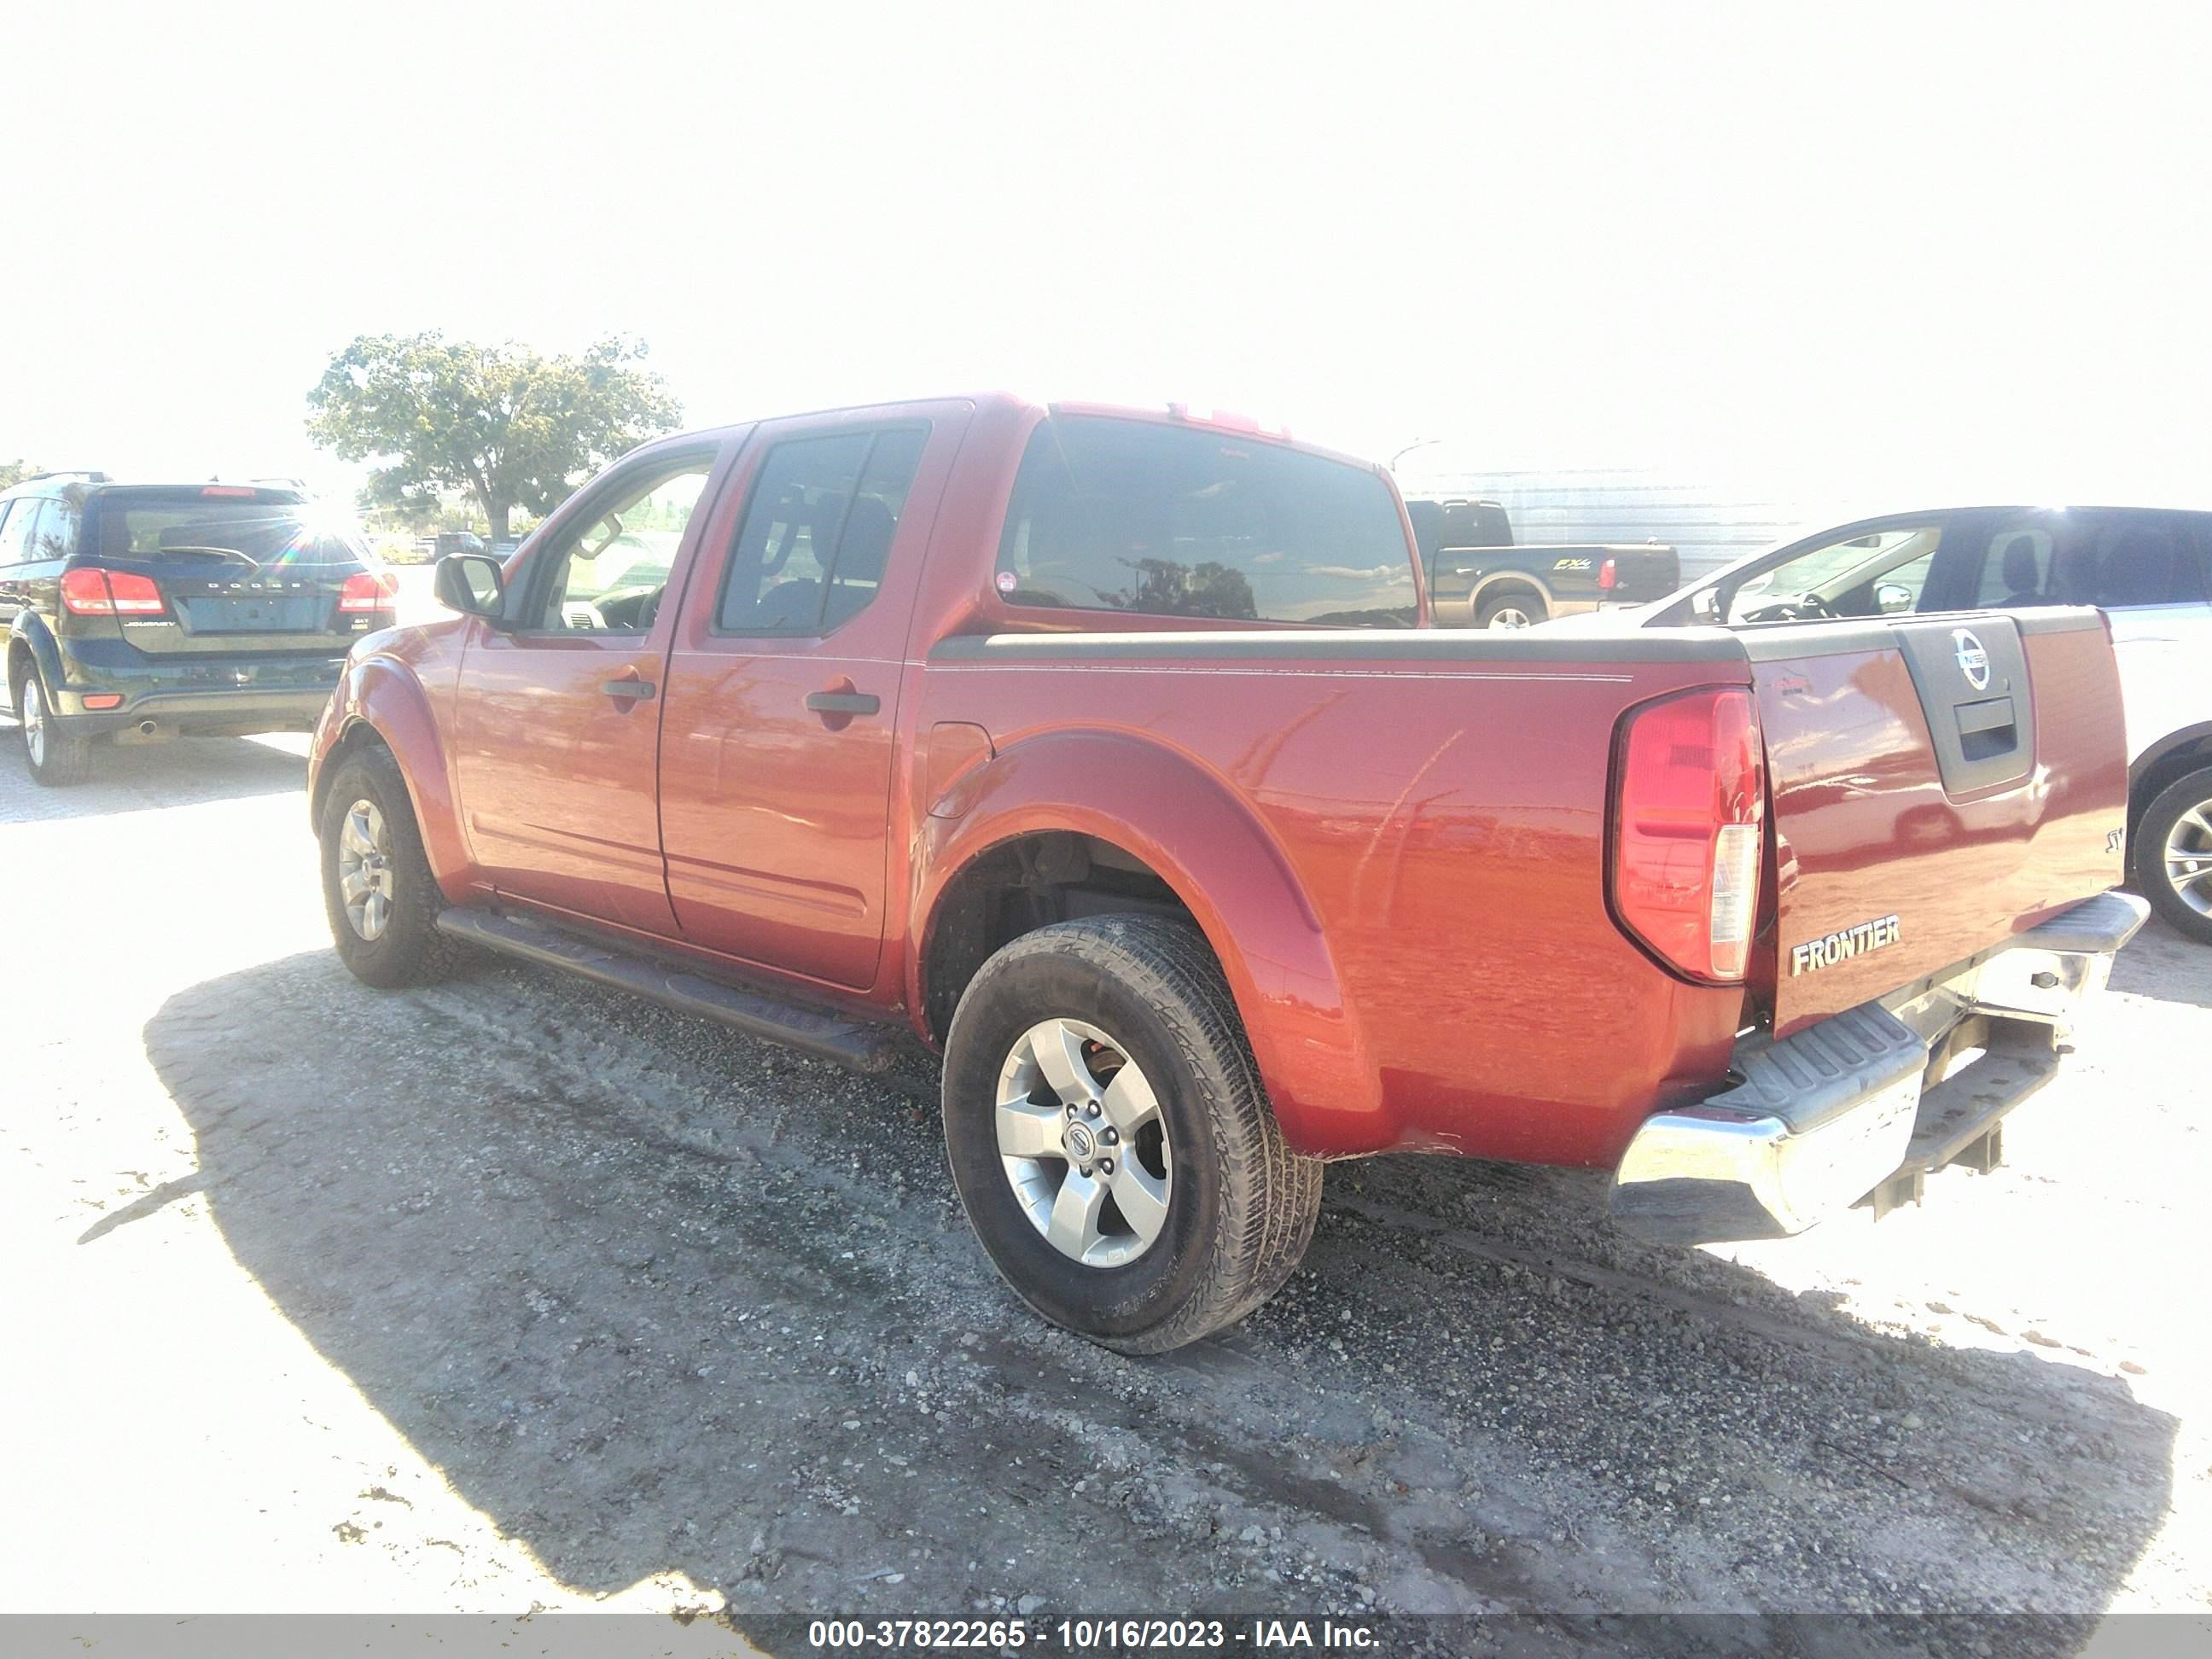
[1610,890,2149,1245]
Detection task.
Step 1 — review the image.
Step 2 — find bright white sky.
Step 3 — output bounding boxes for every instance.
[7,2,2209,516]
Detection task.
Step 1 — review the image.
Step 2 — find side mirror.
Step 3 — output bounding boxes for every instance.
[434,553,506,621]
[1691,586,1722,623]
[1876,582,1912,614]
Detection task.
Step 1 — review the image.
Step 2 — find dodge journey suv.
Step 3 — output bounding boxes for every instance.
[0,474,396,784]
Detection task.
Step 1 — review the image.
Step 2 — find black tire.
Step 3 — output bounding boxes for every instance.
[1476,591,1546,630]
[318,744,469,987]
[2136,764,2212,945]
[941,914,1322,1353]
[16,665,94,786]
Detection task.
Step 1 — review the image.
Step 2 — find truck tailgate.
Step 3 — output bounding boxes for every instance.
[1743,610,2128,1035]
[1599,544,1679,602]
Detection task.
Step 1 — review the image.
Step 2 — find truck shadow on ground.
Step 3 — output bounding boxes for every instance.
[140,949,2175,1637]
[0,727,306,823]
[2107,916,2212,1009]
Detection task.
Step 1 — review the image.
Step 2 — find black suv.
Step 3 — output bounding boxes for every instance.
[0,474,395,784]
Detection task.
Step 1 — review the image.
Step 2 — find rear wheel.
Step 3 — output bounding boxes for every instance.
[941,915,1321,1353]
[17,669,94,787]
[1477,591,1546,630]
[2138,765,2212,944]
[318,745,469,987]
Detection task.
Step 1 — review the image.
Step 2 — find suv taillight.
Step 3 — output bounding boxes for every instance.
[1598,556,1618,592]
[339,570,399,614]
[1610,685,1765,982]
[61,568,167,617]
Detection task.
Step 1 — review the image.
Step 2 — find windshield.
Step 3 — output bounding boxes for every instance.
[995,416,1417,626]
[1720,525,1943,624]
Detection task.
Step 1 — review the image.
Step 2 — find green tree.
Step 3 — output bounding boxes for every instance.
[306,333,682,544]
[0,459,43,491]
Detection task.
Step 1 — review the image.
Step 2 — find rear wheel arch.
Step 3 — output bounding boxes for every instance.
[911,732,1381,1150]
[6,620,65,711]
[1470,573,1551,628]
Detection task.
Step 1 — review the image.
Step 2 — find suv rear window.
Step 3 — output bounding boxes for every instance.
[88,494,372,572]
[995,416,1417,626]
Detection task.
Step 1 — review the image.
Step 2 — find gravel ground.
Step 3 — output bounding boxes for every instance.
[2,731,2207,1639]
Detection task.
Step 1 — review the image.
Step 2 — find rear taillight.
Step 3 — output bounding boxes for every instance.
[1598,556,1618,592]
[1610,685,1765,982]
[339,570,399,614]
[60,568,166,618]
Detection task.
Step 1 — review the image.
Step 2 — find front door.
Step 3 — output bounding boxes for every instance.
[451,446,723,934]
[657,405,966,989]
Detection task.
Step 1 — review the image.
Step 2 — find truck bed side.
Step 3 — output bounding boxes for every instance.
[911,629,1753,1166]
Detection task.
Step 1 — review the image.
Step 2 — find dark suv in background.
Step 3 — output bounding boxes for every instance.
[0,474,396,784]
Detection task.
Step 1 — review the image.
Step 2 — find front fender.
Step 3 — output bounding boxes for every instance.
[317,649,474,901]
[912,731,1382,1155]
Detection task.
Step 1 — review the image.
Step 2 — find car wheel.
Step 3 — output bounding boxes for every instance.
[1477,592,1545,630]
[318,745,469,987]
[941,914,1322,1353]
[2137,764,2212,945]
[17,669,94,786]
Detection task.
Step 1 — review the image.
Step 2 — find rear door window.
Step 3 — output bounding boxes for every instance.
[20,499,78,562]
[716,428,928,635]
[0,500,34,565]
[2081,515,2208,608]
[995,416,1417,626]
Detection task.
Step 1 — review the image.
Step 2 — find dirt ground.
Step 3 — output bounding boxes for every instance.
[3,731,2207,1642]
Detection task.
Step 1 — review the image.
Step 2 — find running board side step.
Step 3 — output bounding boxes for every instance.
[434,906,910,1077]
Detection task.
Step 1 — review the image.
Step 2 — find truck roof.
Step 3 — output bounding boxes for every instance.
[632,393,1391,476]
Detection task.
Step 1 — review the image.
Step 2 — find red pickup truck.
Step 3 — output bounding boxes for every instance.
[306,394,2145,1353]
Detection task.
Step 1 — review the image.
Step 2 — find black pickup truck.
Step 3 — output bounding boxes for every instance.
[1405,497,1680,629]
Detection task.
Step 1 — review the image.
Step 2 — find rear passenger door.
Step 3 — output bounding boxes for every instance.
[656,403,969,991]
[0,498,38,647]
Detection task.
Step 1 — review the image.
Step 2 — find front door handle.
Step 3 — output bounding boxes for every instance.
[805,690,881,716]
[602,678,656,701]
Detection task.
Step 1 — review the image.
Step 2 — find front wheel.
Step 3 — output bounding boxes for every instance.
[318,745,469,987]
[2138,764,2212,944]
[941,915,1322,1353]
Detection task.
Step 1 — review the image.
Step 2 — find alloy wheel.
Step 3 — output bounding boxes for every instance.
[993,1018,1173,1267]
[337,799,397,941]
[21,678,45,767]
[2164,795,2212,919]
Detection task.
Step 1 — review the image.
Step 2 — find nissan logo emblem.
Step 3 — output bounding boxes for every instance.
[1953,628,1990,692]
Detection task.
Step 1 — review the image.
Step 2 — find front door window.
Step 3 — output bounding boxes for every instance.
[529,463,713,633]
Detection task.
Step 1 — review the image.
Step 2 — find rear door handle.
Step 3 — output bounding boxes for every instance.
[602,678,656,701]
[805,690,881,715]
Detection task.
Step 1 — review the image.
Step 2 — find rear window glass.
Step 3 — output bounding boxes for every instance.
[90,497,372,572]
[995,416,1417,626]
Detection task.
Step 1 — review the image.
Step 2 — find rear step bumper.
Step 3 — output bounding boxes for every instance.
[434,907,914,1080]
[1610,890,2150,1245]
